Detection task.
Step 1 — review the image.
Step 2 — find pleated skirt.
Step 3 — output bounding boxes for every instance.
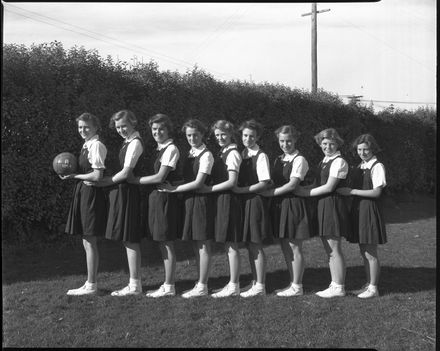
[214,191,243,243]
[271,195,314,240]
[105,183,142,243]
[241,194,273,244]
[65,181,107,237]
[347,198,387,244]
[148,189,180,242]
[181,193,215,241]
[316,194,351,238]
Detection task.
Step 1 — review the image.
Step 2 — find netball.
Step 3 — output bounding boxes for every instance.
[52,152,77,175]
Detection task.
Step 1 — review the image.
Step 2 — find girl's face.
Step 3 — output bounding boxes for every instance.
[151,122,169,144]
[115,116,135,139]
[278,133,296,155]
[242,128,258,148]
[78,120,98,141]
[320,138,338,157]
[214,128,232,148]
[185,127,203,148]
[357,142,374,162]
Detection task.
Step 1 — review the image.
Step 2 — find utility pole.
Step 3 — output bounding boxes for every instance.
[302,3,330,94]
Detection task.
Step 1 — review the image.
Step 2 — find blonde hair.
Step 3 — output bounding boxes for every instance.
[109,110,137,129]
[274,125,300,140]
[314,128,344,147]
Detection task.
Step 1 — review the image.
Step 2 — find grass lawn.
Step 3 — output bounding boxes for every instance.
[2,195,436,349]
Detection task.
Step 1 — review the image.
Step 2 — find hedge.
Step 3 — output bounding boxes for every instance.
[2,42,436,242]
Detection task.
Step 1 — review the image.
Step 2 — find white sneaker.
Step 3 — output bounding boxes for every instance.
[146,284,176,298]
[358,287,379,299]
[274,284,293,294]
[276,285,303,297]
[181,283,208,299]
[111,284,142,296]
[352,283,369,295]
[240,284,265,298]
[67,282,97,296]
[211,283,240,298]
[316,283,345,298]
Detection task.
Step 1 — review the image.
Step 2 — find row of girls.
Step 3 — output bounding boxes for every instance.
[61,110,387,299]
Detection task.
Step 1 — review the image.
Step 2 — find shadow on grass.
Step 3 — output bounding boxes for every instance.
[260,266,436,295]
[1,238,221,285]
[171,265,435,296]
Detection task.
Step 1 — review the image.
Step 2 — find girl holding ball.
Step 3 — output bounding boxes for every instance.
[62,112,107,296]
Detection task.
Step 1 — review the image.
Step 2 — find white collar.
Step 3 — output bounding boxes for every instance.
[221,143,238,154]
[157,138,173,150]
[282,150,299,161]
[243,145,260,157]
[125,131,140,143]
[360,156,378,169]
[189,143,207,157]
[83,134,99,149]
[323,151,341,163]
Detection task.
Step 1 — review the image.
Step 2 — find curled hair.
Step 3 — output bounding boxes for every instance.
[351,133,381,154]
[76,112,101,131]
[274,125,300,140]
[149,113,173,136]
[109,110,138,129]
[181,119,207,136]
[239,119,264,138]
[314,128,344,147]
[211,120,236,141]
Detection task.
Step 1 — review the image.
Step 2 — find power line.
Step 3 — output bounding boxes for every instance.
[4,4,235,80]
[360,99,436,105]
[339,95,435,105]
[331,11,434,74]
[191,6,251,62]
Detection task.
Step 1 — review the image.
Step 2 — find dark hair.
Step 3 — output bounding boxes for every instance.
[352,133,381,154]
[314,128,344,147]
[76,112,101,131]
[149,113,173,136]
[109,110,138,129]
[274,125,300,140]
[239,119,264,138]
[181,119,207,136]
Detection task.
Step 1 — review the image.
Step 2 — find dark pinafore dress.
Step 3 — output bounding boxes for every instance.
[211,147,243,243]
[180,149,215,241]
[105,138,143,243]
[238,150,273,244]
[347,160,387,244]
[65,147,107,237]
[270,153,313,240]
[148,144,180,242]
[315,156,351,238]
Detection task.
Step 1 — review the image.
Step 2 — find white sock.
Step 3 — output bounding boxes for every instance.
[163,283,174,290]
[332,282,344,289]
[86,281,97,288]
[292,283,302,289]
[197,282,207,289]
[129,278,141,287]
[229,282,239,289]
[255,282,265,290]
[368,284,378,291]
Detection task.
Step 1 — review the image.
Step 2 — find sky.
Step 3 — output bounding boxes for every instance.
[3,1,437,112]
